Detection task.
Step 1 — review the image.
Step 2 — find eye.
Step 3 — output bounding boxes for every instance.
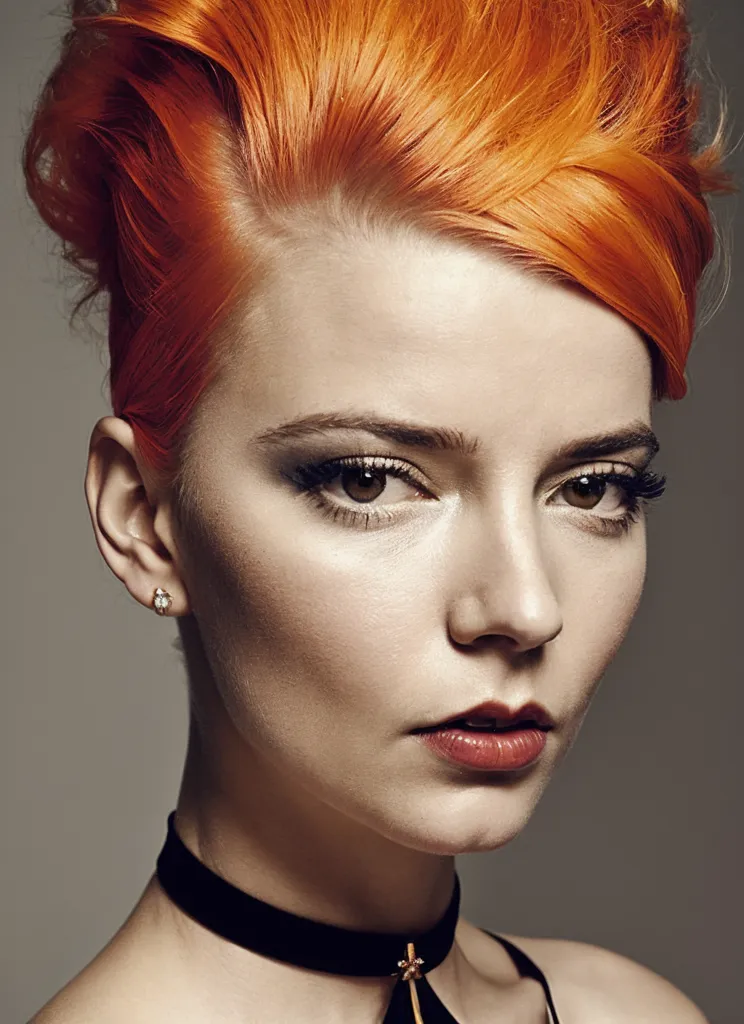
[288,455,433,529]
[549,466,666,536]
[557,473,628,513]
[326,464,420,505]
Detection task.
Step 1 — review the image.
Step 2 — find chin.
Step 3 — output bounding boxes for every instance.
[368,777,549,857]
[390,815,532,857]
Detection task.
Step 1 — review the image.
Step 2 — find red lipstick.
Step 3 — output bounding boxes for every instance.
[413,700,553,772]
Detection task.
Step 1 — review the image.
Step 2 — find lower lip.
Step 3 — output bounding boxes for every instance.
[417,726,548,771]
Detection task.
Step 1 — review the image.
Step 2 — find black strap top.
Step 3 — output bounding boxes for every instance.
[382,930,562,1023]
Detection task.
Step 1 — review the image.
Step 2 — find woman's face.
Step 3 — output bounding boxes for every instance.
[172,223,656,855]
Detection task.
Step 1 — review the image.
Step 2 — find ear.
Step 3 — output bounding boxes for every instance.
[84,416,191,617]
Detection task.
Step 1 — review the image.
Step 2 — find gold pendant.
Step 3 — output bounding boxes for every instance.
[397,942,425,1024]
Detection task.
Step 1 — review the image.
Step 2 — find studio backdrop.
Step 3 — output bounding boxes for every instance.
[1,2,741,1022]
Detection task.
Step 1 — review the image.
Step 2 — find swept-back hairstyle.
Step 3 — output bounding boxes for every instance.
[24,0,730,476]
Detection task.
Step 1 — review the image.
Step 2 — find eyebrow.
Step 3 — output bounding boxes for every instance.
[254,411,481,455]
[253,411,660,462]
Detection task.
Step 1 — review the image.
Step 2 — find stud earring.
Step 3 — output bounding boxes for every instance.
[152,587,173,616]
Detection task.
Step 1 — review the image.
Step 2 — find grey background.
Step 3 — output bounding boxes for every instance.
[1,2,741,1022]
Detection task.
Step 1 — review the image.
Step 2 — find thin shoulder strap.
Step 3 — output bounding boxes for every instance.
[484,931,562,1024]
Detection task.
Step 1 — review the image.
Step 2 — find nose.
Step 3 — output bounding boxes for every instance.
[446,501,563,655]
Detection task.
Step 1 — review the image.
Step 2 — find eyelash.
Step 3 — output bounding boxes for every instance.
[289,455,667,535]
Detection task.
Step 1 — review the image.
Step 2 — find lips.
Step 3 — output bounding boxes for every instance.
[414,699,555,733]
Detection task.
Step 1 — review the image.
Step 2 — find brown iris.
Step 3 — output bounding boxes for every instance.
[340,467,387,503]
[564,474,607,509]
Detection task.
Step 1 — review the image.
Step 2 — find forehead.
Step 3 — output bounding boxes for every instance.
[223,224,652,454]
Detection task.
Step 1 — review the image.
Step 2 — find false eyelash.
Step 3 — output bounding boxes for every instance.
[288,456,667,534]
[290,454,424,494]
[287,455,428,530]
[570,468,666,537]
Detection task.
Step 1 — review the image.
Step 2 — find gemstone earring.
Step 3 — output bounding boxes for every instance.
[152,587,173,616]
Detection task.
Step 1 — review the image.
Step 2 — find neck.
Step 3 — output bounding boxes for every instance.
[175,709,456,936]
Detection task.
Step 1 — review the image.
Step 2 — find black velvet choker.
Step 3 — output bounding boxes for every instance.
[155,810,461,980]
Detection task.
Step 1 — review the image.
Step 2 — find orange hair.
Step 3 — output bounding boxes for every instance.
[24,0,731,475]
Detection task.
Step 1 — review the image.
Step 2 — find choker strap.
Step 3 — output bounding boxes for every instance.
[155,811,460,980]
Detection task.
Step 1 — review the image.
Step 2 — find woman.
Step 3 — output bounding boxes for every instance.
[24,0,730,1021]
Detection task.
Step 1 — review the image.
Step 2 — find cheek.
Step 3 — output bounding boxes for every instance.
[556,527,648,714]
[588,540,646,651]
[183,506,429,741]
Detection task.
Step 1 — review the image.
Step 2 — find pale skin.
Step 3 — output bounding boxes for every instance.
[33,223,708,1023]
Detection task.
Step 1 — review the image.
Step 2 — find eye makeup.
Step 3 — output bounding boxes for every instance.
[283,452,666,536]
[555,465,666,537]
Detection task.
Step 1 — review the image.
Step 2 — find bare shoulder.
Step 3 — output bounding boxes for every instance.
[28,878,190,1024]
[500,933,709,1024]
[29,922,168,1022]
[29,977,126,1024]
[28,959,152,1024]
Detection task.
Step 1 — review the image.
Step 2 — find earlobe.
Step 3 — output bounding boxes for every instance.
[84,416,191,617]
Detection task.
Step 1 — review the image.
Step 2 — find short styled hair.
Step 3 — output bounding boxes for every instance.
[24,0,730,475]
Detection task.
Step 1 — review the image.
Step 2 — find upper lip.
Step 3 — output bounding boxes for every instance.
[414,699,556,732]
